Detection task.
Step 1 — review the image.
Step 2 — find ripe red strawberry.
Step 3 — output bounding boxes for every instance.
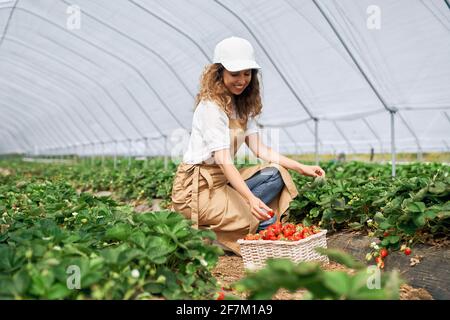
[404,248,412,256]
[249,223,322,241]
[380,248,388,258]
[383,232,390,237]
[273,225,282,235]
[292,234,302,241]
[216,291,225,300]
[284,223,295,231]
[262,210,275,221]
[283,229,295,237]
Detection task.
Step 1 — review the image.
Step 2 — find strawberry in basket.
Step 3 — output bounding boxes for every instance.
[244,222,321,241]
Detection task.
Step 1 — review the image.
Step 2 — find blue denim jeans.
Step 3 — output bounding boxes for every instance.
[244,167,284,231]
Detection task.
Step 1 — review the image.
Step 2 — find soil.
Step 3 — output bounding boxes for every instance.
[326,230,449,299]
[211,255,433,300]
[133,198,164,212]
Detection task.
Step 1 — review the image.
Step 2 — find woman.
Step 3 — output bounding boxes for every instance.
[171,37,325,255]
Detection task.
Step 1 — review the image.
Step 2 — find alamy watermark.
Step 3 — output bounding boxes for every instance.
[66,265,81,290]
[66,5,81,30]
[169,126,282,175]
[366,265,381,290]
[367,5,381,30]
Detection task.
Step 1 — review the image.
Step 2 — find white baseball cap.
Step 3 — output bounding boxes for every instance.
[213,36,261,72]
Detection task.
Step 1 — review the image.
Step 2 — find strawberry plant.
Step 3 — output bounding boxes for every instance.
[287,162,449,257]
[0,173,222,299]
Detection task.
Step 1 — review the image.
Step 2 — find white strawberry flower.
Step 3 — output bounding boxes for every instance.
[199,258,208,267]
[131,269,140,278]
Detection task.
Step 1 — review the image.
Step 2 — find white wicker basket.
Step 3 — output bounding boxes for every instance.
[237,229,329,270]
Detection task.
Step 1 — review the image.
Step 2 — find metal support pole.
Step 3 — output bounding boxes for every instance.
[79,144,82,163]
[390,111,396,177]
[90,142,95,166]
[314,119,319,165]
[87,143,91,164]
[113,141,118,170]
[82,144,86,165]
[164,135,168,170]
[74,144,78,161]
[443,140,450,152]
[144,137,149,169]
[128,139,132,169]
[101,142,105,167]
[73,144,77,162]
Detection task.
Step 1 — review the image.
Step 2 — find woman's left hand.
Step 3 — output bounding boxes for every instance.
[297,164,326,178]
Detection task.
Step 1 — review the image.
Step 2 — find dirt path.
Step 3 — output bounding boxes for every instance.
[212,255,433,300]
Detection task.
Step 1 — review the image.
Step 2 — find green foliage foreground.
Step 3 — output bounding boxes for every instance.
[1,158,448,299]
[0,176,221,299]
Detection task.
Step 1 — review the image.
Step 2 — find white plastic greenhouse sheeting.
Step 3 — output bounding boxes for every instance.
[0,0,449,157]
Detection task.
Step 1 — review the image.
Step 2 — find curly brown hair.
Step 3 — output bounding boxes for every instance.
[194,63,262,124]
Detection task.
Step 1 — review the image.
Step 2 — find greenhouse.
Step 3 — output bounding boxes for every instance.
[0,0,449,302]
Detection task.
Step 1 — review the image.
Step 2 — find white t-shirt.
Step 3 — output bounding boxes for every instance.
[183,100,259,164]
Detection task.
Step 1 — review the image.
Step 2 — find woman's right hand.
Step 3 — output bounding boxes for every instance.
[247,196,273,221]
